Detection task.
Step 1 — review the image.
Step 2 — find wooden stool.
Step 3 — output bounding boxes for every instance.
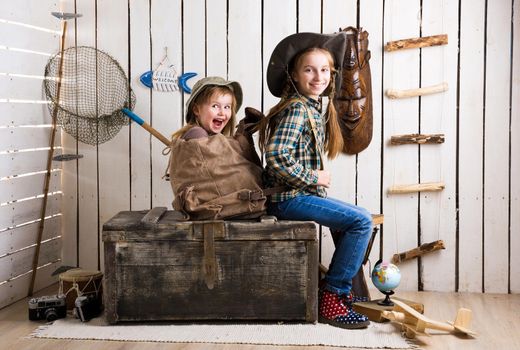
[319,214,384,299]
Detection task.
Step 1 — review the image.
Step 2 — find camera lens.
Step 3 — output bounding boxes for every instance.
[45,308,58,321]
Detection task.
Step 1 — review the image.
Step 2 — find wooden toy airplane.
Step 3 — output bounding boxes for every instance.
[381,299,477,339]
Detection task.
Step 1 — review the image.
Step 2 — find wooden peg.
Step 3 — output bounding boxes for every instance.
[385,34,448,52]
[388,182,445,194]
[391,134,445,145]
[386,83,448,99]
[391,240,446,264]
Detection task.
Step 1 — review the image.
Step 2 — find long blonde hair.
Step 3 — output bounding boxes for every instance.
[258,47,343,159]
[172,86,237,139]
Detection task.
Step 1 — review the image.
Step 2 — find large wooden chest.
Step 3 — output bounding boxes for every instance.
[102,207,318,324]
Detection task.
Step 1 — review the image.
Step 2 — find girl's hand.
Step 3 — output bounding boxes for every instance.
[316,170,331,188]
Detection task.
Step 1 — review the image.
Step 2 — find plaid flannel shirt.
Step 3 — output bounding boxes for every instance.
[264,94,327,202]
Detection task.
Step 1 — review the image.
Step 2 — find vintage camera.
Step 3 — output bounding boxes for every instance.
[28,294,67,322]
[74,293,102,322]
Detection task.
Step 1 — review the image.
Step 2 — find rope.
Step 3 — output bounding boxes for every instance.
[59,275,101,298]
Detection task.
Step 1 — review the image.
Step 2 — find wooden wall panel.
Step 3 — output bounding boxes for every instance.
[4,193,60,228]
[458,0,486,293]
[0,238,61,283]
[483,0,512,294]
[2,0,519,303]
[129,0,152,211]
[0,50,53,82]
[0,171,60,204]
[0,216,60,257]
[184,0,206,79]
[511,0,520,294]
[0,262,60,309]
[419,0,458,292]
[0,126,59,150]
[96,0,131,271]
[0,0,63,308]
[74,0,99,271]
[262,0,296,112]
[0,103,52,126]
[359,0,385,285]
[206,0,228,77]
[59,0,81,271]
[298,0,321,33]
[0,150,53,179]
[0,74,48,102]
[150,0,183,209]
[1,24,57,56]
[382,0,421,291]
[228,0,262,111]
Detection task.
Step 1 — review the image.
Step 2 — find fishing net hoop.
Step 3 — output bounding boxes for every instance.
[44,46,135,145]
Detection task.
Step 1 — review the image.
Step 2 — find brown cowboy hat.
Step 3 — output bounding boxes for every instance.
[266,32,348,98]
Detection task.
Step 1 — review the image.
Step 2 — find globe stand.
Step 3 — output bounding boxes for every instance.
[377,290,395,306]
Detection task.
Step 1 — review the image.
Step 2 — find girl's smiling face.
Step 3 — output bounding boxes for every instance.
[291,49,333,100]
[193,92,233,134]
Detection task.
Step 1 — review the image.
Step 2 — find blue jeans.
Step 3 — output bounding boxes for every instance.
[268,195,372,296]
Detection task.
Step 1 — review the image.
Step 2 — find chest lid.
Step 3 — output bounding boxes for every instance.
[102,207,317,242]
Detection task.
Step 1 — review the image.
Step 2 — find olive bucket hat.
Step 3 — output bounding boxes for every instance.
[266,32,348,98]
[185,76,243,123]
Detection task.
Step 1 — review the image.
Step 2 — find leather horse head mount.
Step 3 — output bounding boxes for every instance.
[334,27,373,155]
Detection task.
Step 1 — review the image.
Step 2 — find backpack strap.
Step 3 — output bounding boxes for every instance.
[287,98,325,170]
[237,186,288,201]
[162,141,173,181]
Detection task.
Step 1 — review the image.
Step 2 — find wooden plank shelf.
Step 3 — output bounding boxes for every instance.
[386,82,448,99]
[384,34,448,51]
[388,182,445,194]
[391,240,446,264]
[391,134,445,145]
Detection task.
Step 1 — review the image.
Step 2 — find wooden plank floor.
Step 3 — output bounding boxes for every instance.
[1,284,519,350]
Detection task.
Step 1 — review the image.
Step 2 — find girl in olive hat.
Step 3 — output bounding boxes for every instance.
[258,32,372,329]
[172,76,242,140]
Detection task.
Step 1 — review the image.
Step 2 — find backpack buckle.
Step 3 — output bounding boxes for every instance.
[238,190,265,201]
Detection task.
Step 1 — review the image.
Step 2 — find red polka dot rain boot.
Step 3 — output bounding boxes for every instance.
[348,291,370,303]
[318,289,370,329]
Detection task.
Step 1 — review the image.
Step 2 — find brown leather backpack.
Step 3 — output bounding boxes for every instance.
[169,109,273,221]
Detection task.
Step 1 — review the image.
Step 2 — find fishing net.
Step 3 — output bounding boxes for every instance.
[44,46,135,145]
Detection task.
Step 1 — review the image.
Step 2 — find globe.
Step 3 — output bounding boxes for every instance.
[371,261,401,292]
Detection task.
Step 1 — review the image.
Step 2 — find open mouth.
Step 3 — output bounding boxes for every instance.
[212,118,225,129]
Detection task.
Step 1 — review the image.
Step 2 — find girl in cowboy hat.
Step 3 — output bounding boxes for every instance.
[172,76,242,140]
[258,32,372,329]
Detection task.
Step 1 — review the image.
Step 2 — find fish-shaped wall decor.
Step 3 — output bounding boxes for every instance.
[140,68,197,93]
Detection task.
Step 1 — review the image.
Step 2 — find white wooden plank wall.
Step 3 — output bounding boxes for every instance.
[420,0,457,292]
[150,0,182,207]
[383,0,421,292]
[0,0,63,309]
[483,0,512,294]
[129,0,152,212]
[1,0,519,309]
[511,0,520,294]
[358,0,384,291]
[458,0,486,293]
